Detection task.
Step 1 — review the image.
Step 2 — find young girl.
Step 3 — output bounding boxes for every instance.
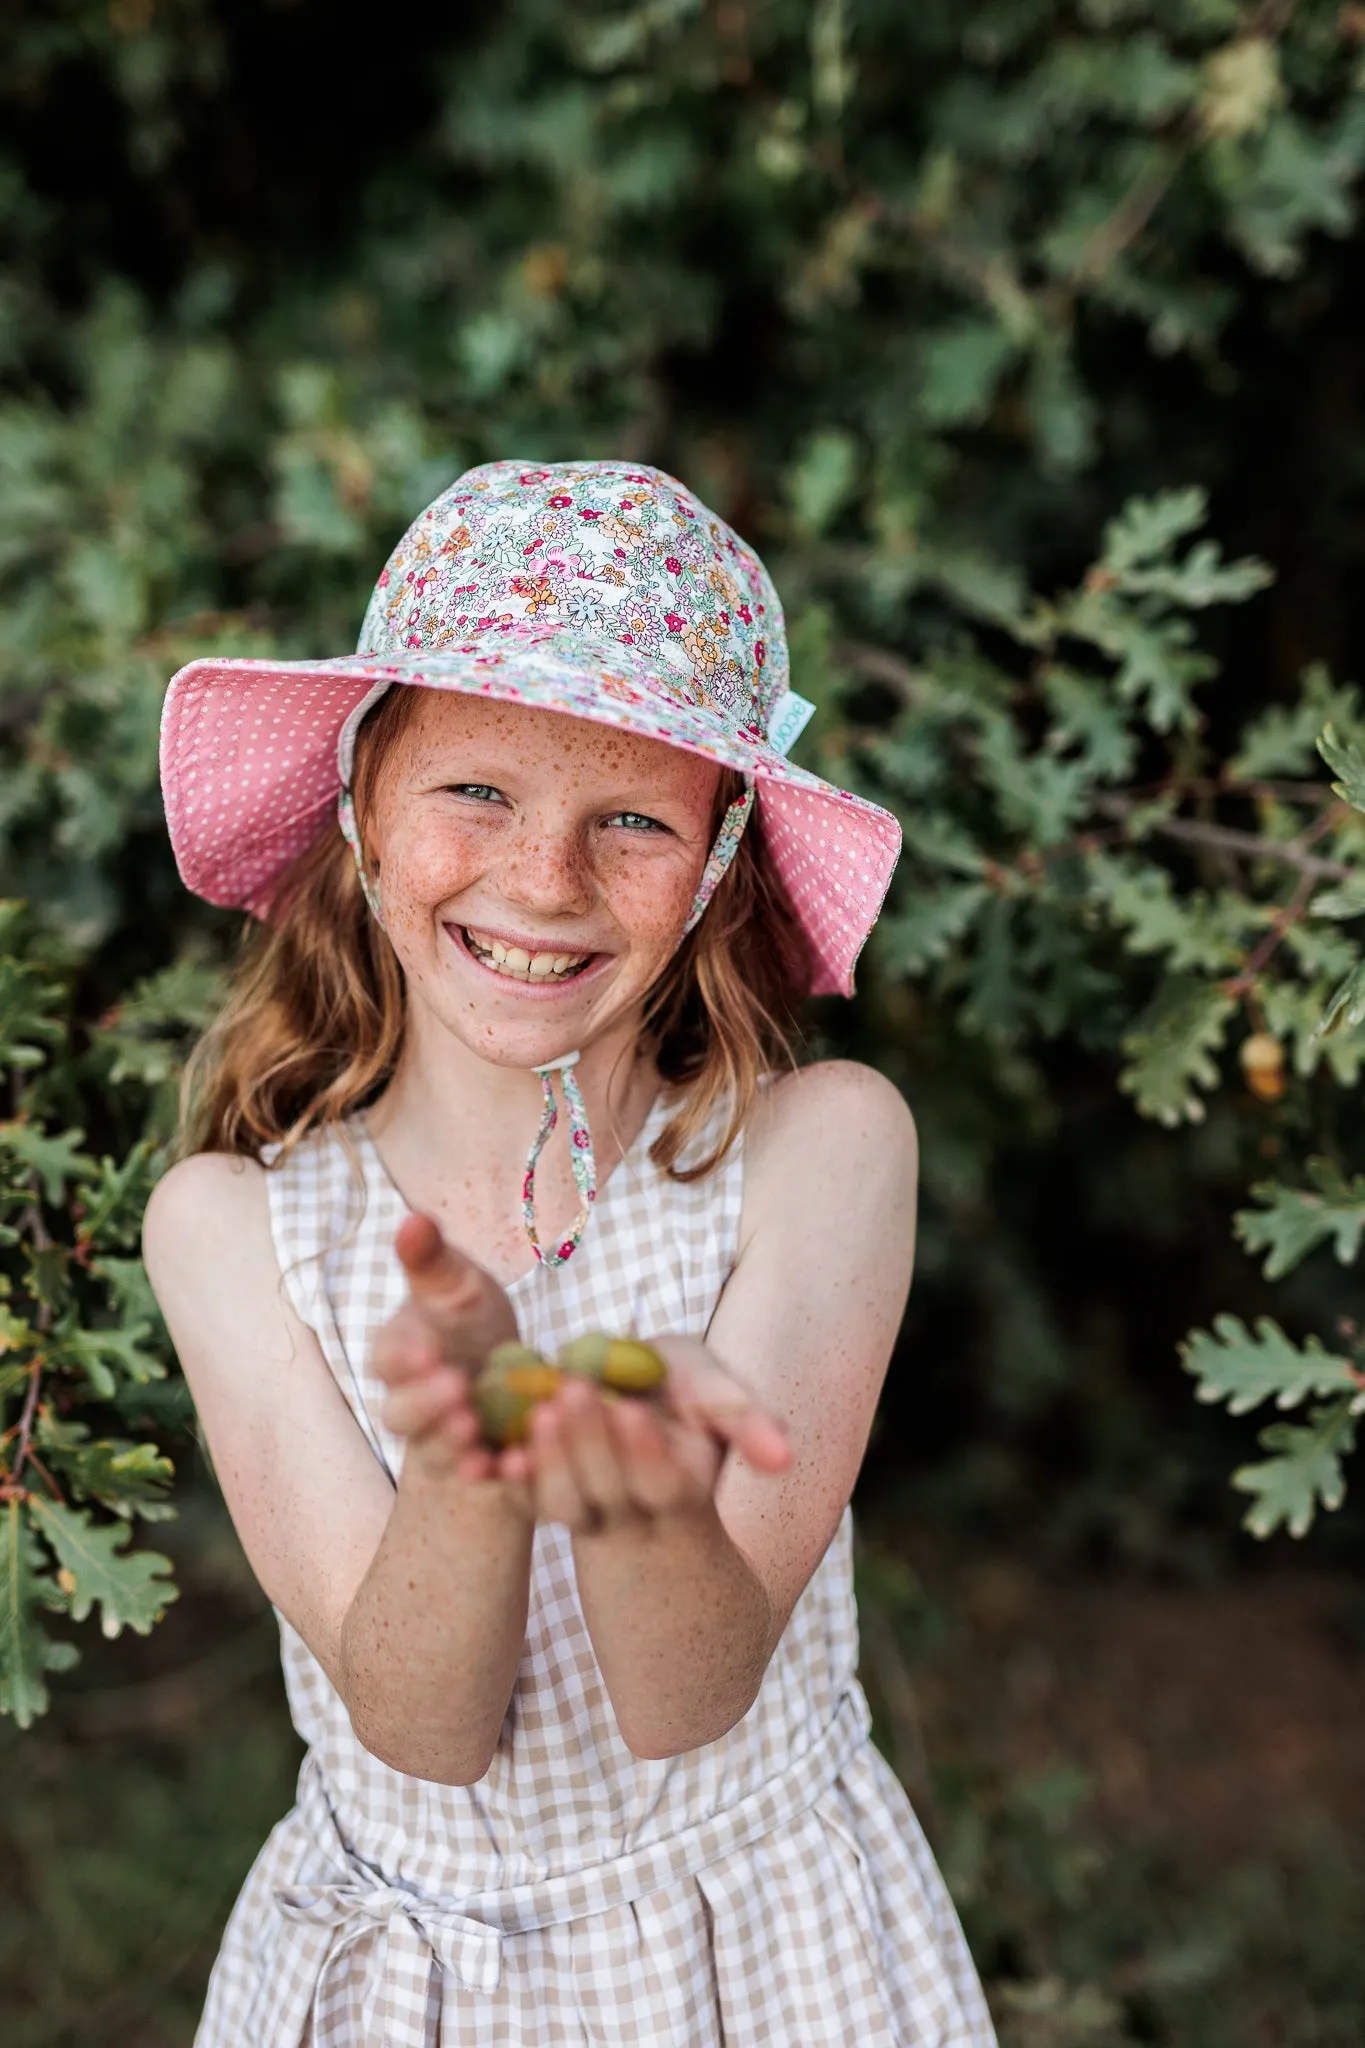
[144,460,996,2047]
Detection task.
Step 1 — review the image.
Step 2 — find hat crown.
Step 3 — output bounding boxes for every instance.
[357,460,789,742]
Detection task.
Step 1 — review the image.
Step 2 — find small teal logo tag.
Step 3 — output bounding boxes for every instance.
[767,690,816,756]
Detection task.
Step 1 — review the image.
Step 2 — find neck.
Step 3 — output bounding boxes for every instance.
[368,1001,660,1196]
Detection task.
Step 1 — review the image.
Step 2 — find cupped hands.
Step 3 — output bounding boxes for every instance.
[373,1214,791,1530]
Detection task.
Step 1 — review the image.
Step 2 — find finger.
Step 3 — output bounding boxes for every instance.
[650,1338,792,1467]
[497,1443,535,1486]
[452,1443,501,1484]
[555,1380,635,1520]
[394,1214,516,1355]
[667,1385,791,1473]
[529,1399,597,1534]
[395,1214,483,1320]
[371,1305,443,1387]
[714,1406,792,1474]
[381,1368,466,1441]
[662,1358,793,1474]
[605,1398,696,1516]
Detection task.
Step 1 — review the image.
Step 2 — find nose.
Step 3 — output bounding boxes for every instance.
[495,815,596,921]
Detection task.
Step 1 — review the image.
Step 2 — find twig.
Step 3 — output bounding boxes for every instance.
[2,1164,58,1499]
[1091,794,1353,881]
[838,640,929,699]
[1073,154,1184,285]
[1222,869,1318,998]
[5,1362,41,1495]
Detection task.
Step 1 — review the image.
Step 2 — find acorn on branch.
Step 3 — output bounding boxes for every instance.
[1240,1030,1286,1103]
[472,1332,668,1447]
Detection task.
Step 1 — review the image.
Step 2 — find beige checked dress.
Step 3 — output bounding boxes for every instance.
[196,1094,997,2047]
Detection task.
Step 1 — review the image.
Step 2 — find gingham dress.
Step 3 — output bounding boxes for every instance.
[196,1095,996,2048]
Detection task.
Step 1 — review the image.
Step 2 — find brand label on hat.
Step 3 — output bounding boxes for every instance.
[767,689,816,757]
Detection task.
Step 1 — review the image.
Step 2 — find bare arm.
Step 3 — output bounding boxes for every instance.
[521,1060,918,1756]
[142,1157,532,1783]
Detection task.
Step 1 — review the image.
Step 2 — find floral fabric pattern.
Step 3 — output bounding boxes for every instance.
[356,460,789,747]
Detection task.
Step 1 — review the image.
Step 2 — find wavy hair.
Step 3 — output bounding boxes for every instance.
[180,686,812,1178]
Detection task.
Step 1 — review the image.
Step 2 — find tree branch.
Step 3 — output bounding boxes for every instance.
[1222,867,1318,999]
[1090,795,1352,881]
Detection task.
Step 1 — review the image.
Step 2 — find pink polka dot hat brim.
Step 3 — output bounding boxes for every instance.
[159,643,901,998]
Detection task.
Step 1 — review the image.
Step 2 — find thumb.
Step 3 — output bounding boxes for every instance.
[396,1214,483,1319]
[393,1213,517,1354]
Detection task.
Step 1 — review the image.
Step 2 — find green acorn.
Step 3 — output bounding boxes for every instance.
[556,1332,668,1393]
[472,1334,669,1448]
[473,1340,563,1447]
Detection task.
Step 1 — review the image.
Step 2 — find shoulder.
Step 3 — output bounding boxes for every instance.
[740,1059,917,1254]
[143,1149,270,1262]
[142,1151,280,1325]
[746,1058,916,1183]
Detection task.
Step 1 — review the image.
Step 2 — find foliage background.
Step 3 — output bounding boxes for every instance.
[5,0,1365,2040]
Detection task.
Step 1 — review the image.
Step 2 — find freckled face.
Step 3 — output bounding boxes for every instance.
[363,691,721,1067]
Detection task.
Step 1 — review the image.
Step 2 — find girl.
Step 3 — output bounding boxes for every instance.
[144,460,996,2047]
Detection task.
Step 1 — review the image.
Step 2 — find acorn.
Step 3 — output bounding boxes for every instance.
[557,1331,668,1393]
[1240,1030,1286,1103]
[473,1341,563,1447]
[472,1333,669,1446]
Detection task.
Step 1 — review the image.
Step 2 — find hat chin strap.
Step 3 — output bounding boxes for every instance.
[335,774,754,1267]
[522,1053,594,1268]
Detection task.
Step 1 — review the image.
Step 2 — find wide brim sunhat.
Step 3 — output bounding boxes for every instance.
[160,459,901,998]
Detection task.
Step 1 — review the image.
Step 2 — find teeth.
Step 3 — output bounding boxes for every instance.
[463,929,589,981]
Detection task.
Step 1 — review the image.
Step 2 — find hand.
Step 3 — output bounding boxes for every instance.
[372,1214,521,1481]
[497,1336,793,1536]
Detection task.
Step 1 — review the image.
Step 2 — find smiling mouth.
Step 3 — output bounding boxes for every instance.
[461,926,595,983]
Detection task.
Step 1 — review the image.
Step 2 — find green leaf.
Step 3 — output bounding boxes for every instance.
[1319,722,1365,814]
[0,945,63,1076]
[1088,856,1246,972]
[1100,488,1208,572]
[56,1319,165,1394]
[92,1254,164,1333]
[1315,956,1365,1041]
[1233,1400,1357,1538]
[1061,588,1214,734]
[27,1498,176,1639]
[0,1120,93,1206]
[1230,664,1360,779]
[881,883,990,974]
[785,428,860,536]
[1309,873,1365,921]
[0,1301,37,1359]
[1235,1164,1365,1279]
[1181,1313,1357,1414]
[918,320,1017,429]
[57,1438,176,1521]
[974,719,1090,844]
[72,1143,159,1252]
[1038,665,1137,781]
[1225,107,1365,280]
[1119,978,1234,1125]
[0,1499,78,1728]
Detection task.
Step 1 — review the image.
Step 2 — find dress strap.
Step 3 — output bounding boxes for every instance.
[261,1126,397,1481]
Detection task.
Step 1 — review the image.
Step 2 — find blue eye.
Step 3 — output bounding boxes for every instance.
[609,811,666,833]
[449,784,506,804]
